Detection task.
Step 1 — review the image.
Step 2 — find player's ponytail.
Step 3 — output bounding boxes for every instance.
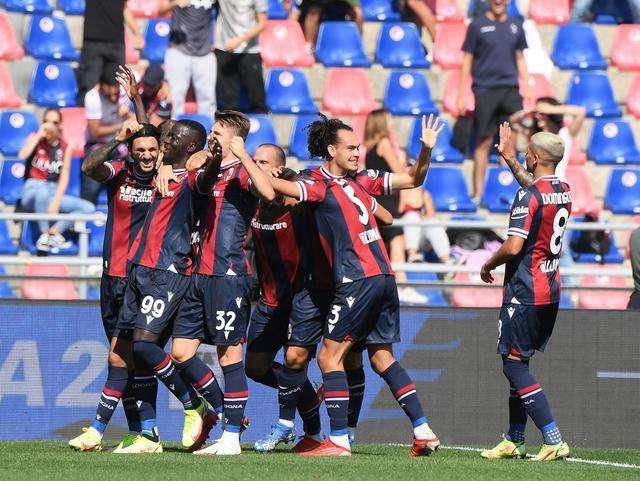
[306,114,353,159]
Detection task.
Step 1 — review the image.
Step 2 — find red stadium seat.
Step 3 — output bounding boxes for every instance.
[450,273,503,308]
[565,165,600,216]
[260,20,315,68]
[0,62,21,108]
[127,0,159,18]
[611,24,640,71]
[628,74,640,119]
[520,73,554,109]
[125,29,141,64]
[577,268,630,309]
[435,0,464,22]
[60,107,87,157]
[443,69,474,116]
[322,68,379,115]
[528,0,570,24]
[433,22,466,69]
[0,11,24,60]
[568,137,587,165]
[21,264,79,300]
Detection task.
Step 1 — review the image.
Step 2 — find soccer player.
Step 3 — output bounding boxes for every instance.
[114,119,223,453]
[269,114,443,457]
[68,119,159,452]
[160,111,276,456]
[480,124,572,461]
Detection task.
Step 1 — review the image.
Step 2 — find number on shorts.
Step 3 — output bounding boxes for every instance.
[328,305,341,325]
[215,311,236,331]
[550,207,569,255]
[337,180,369,225]
[140,295,166,319]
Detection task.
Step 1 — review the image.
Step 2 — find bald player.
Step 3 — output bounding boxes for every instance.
[479,123,572,462]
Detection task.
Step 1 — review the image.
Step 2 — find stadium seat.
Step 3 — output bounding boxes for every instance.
[21,264,79,300]
[97,186,108,208]
[528,0,569,24]
[177,113,212,134]
[265,68,317,114]
[322,68,379,115]
[568,137,587,165]
[565,165,599,216]
[0,11,24,60]
[288,114,320,161]
[88,211,106,257]
[66,156,81,197]
[375,23,429,68]
[315,22,371,67]
[481,167,520,213]
[569,217,624,264]
[3,0,53,14]
[142,19,171,64]
[25,14,79,61]
[245,115,277,156]
[57,0,85,15]
[0,110,39,156]
[383,71,438,116]
[60,107,87,157]
[259,20,315,68]
[433,22,466,69]
[267,0,288,19]
[611,25,640,71]
[404,271,448,307]
[28,61,77,107]
[87,284,100,300]
[577,268,629,309]
[125,29,141,64]
[629,74,640,119]
[0,266,15,298]
[566,71,621,118]
[423,167,476,213]
[127,0,159,18]
[443,69,473,116]
[0,159,25,205]
[604,168,640,214]
[406,116,463,163]
[551,24,607,70]
[588,119,640,165]
[591,0,634,24]
[0,62,22,108]
[450,273,502,308]
[361,0,401,21]
[20,220,78,255]
[520,73,553,106]
[0,221,19,255]
[435,0,465,22]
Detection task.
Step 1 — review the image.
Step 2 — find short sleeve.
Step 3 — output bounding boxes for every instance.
[461,22,478,54]
[254,0,268,13]
[104,160,125,183]
[370,195,378,213]
[356,169,393,196]
[507,188,538,239]
[516,21,528,51]
[84,89,102,120]
[294,179,326,203]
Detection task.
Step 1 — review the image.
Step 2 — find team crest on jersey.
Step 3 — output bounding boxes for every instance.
[366,169,378,179]
[510,23,518,34]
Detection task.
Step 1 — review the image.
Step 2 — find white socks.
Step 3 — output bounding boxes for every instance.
[413,422,435,440]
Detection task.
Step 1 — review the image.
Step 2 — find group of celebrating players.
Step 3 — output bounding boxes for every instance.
[68,65,573,461]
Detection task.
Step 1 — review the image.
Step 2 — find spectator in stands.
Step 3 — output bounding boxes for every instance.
[81,64,132,205]
[458,0,530,202]
[18,109,95,253]
[628,227,640,310]
[290,1,364,47]
[363,108,427,304]
[77,0,144,104]
[571,0,640,23]
[160,0,216,118]
[139,63,172,126]
[215,0,269,113]
[399,0,436,41]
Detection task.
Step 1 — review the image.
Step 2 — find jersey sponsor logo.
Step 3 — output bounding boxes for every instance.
[539,259,559,273]
[119,185,154,203]
[540,191,572,205]
[358,227,382,245]
[511,205,528,219]
[480,25,496,33]
[250,219,289,231]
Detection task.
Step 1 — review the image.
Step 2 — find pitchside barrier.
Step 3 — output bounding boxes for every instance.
[0,301,638,448]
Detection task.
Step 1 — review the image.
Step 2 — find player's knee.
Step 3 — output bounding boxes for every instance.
[317,348,339,373]
[368,345,395,374]
[132,340,155,364]
[245,355,269,381]
[501,355,524,382]
[108,349,127,368]
[344,351,363,370]
[285,347,310,370]
[217,344,243,366]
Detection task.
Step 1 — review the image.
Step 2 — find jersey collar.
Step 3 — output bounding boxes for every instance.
[319,165,346,179]
[534,175,559,184]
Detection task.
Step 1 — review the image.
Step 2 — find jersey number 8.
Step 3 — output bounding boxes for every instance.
[550,208,569,255]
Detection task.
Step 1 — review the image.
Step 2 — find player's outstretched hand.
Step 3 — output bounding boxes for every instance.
[420,114,445,149]
[480,263,494,284]
[115,65,138,101]
[496,121,514,159]
[156,162,177,197]
[115,118,142,142]
[229,136,248,161]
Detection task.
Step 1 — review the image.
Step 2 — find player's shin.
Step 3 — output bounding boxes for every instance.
[131,370,158,439]
[346,366,365,442]
[322,371,351,450]
[91,365,129,435]
[121,376,141,433]
[221,361,249,438]
[507,386,527,443]
[176,356,224,417]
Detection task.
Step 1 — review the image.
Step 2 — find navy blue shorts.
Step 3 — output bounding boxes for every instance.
[325,275,400,351]
[247,299,290,353]
[174,274,252,346]
[100,274,127,339]
[497,302,559,358]
[289,287,332,348]
[117,264,191,336]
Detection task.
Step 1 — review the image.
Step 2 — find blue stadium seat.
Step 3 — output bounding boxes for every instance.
[566,71,621,118]
[177,113,212,134]
[604,168,640,214]
[87,284,100,300]
[142,19,171,64]
[66,156,81,197]
[361,0,401,21]
[383,71,438,116]
[0,110,39,156]
[407,116,463,163]
[245,115,277,156]
[569,217,624,264]
[315,22,371,67]
[28,61,77,107]
[97,186,108,208]
[423,167,476,213]
[0,265,15,298]
[0,221,18,255]
[405,271,448,307]
[25,14,79,61]
[0,159,25,205]
[559,292,574,309]
[481,167,520,213]
[288,114,321,161]
[267,0,287,19]
[3,0,52,13]
[265,68,317,114]
[57,0,85,15]
[375,23,429,68]
[88,210,106,257]
[588,119,640,165]
[551,24,607,70]
[592,0,633,24]
[20,220,78,255]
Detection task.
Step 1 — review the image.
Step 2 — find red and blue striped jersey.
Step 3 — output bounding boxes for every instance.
[504,175,572,305]
[194,160,258,276]
[128,169,197,275]
[102,160,154,277]
[296,169,391,285]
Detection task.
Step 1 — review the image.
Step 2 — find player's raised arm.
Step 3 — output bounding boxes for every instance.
[497,121,533,188]
[115,65,148,124]
[229,136,276,202]
[194,135,223,193]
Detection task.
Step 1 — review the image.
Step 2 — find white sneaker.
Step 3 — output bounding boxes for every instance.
[193,431,241,456]
[36,233,51,252]
[398,287,428,305]
[47,232,71,252]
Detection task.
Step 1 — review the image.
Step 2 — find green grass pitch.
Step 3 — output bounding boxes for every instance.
[1,442,639,481]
